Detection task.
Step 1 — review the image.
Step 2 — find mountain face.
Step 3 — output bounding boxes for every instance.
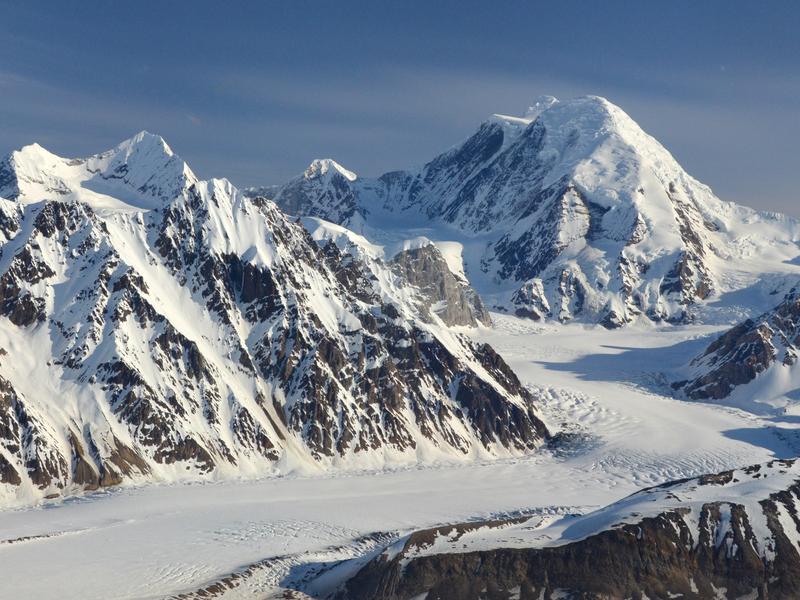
[301,218,492,329]
[342,459,800,600]
[0,134,548,505]
[261,95,800,327]
[674,287,800,407]
[389,243,491,327]
[274,159,361,224]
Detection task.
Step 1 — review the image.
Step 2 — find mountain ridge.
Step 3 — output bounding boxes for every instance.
[0,130,198,211]
[342,458,800,600]
[673,284,800,412]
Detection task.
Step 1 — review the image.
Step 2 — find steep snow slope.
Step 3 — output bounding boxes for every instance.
[263,95,800,327]
[0,134,549,506]
[344,459,800,600]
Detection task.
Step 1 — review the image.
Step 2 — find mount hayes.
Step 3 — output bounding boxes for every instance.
[264,95,800,327]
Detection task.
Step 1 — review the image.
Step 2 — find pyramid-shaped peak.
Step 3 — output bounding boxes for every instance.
[87,131,197,192]
[109,130,175,160]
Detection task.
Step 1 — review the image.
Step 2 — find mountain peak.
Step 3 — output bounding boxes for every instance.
[266,94,800,327]
[113,130,174,157]
[304,158,357,182]
[80,132,197,207]
[495,94,625,132]
[92,130,190,178]
[0,142,67,200]
[530,95,682,181]
[0,132,197,209]
[6,141,69,171]
[519,95,636,139]
[537,95,621,126]
[0,136,549,503]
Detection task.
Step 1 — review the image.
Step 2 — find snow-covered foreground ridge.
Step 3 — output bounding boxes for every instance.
[265,95,800,327]
[344,459,800,599]
[0,133,549,506]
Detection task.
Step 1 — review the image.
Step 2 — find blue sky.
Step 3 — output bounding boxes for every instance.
[2,1,799,213]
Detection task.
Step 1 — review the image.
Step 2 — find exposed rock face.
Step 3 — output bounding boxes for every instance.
[675,287,800,400]
[0,135,548,504]
[0,374,71,490]
[267,96,800,326]
[342,460,800,600]
[300,219,493,329]
[389,243,491,327]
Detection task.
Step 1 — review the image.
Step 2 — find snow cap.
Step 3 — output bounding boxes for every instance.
[303,158,357,182]
[524,95,559,120]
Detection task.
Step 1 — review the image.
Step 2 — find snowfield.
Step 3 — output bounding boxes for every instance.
[1,314,797,599]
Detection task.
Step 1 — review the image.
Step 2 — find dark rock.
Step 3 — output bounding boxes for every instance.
[343,461,800,600]
[678,288,800,399]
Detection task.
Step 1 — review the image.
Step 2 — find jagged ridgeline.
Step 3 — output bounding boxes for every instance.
[0,133,548,504]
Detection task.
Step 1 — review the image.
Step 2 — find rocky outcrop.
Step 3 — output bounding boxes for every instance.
[342,459,800,600]
[674,287,800,400]
[301,219,492,332]
[389,243,491,327]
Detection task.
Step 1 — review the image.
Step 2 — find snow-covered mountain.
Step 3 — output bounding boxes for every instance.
[343,459,800,599]
[261,95,800,327]
[0,133,549,505]
[275,158,361,225]
[674,286,800,411]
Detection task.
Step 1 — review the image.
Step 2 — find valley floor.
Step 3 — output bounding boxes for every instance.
[2,315,799,599]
